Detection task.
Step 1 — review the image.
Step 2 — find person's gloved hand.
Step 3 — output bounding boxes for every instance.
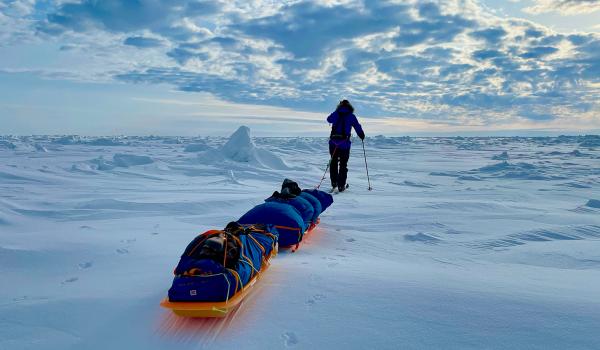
[359,133,365,140]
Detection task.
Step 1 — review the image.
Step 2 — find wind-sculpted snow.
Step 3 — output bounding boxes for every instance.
[52,135,81,145]
[394,180,437,188]
[457,142,485,150]
[432,160,569,180]
[580,135,600,148]
[88,156,116,171]
[51,135,127,146]
[0,140,17,150]
[197,126,291,170]
[183,143,209,152]
[84,154,154,170]
[545,149,592,158]
[161,137,183,145]
[87,138,125,146]
[112,153,154,167]
[0,200,16,226]
[34,143,48,152]
[469,225,600,250]
[368,135,411,149]
[478,161,553,178]
[1,132,600,350]
[586,199,600,209]
[404,232,442,243]
[492,151,509,160]
[279,137,322,152]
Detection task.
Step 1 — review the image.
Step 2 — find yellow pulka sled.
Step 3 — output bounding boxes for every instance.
[160,246,277,318]
[161,222,319,318]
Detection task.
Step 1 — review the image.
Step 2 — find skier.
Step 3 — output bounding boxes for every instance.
[327,100,365,192]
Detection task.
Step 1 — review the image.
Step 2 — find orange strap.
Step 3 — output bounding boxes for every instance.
[248,234,266,254]
[274,225,302,232]
[227,268,241,292]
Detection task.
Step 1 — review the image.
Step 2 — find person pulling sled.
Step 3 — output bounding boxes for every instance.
[327,100,365,193]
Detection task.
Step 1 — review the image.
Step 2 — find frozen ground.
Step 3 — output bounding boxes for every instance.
[1,129,600,349]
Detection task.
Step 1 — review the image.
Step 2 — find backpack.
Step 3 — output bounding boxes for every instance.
[330,112,349,141]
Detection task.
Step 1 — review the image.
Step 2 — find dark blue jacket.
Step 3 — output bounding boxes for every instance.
[327,106,365,149]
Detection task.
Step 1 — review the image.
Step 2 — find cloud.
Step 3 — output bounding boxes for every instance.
[524,0,600,15]
[166,48,209,64]
[519,46,559,59]
[233,1,411,60]
[0,0,37,45]
[38,0,222,35]
[0,0,35,17]
[1,0,599,129]
[470,27,507,44]
[123,36,163,48]
[472,49,504,60]
[519,110,556,121]
[394,14,475,47]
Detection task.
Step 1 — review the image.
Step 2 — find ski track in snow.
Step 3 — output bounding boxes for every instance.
[1,133,600,349]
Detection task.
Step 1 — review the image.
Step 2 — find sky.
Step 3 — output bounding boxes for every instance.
[0,0,599,136]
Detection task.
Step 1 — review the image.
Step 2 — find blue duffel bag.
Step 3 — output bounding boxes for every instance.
[238,202,306,247]
[168,223,277,302]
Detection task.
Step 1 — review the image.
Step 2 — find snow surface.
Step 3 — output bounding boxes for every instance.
[1,131,600,350]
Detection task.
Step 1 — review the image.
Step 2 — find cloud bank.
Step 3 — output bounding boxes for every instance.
[524,0,600,15]
[1,0,600,130]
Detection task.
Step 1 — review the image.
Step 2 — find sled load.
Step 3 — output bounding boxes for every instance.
[239,179,333,248]
[161,179,333,317]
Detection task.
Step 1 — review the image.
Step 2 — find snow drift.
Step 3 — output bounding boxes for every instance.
[183,143,209,152]
[0,140,16,150]
[112,154,153,167]
[198,126,290,170]
[85,153,154,170]
[2,134,600,350]
[585,199,600,209]
[492,151,509,160]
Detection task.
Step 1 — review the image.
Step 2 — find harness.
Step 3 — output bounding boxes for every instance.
[330,112,350,141]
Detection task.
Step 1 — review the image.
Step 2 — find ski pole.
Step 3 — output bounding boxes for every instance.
[361,139,372,191]
[316,145,337,189]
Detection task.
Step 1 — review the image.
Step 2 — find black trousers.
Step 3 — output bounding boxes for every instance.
[329,144,350,189]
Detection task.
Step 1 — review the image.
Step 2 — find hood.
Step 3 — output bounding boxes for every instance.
[337,106,353,114]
